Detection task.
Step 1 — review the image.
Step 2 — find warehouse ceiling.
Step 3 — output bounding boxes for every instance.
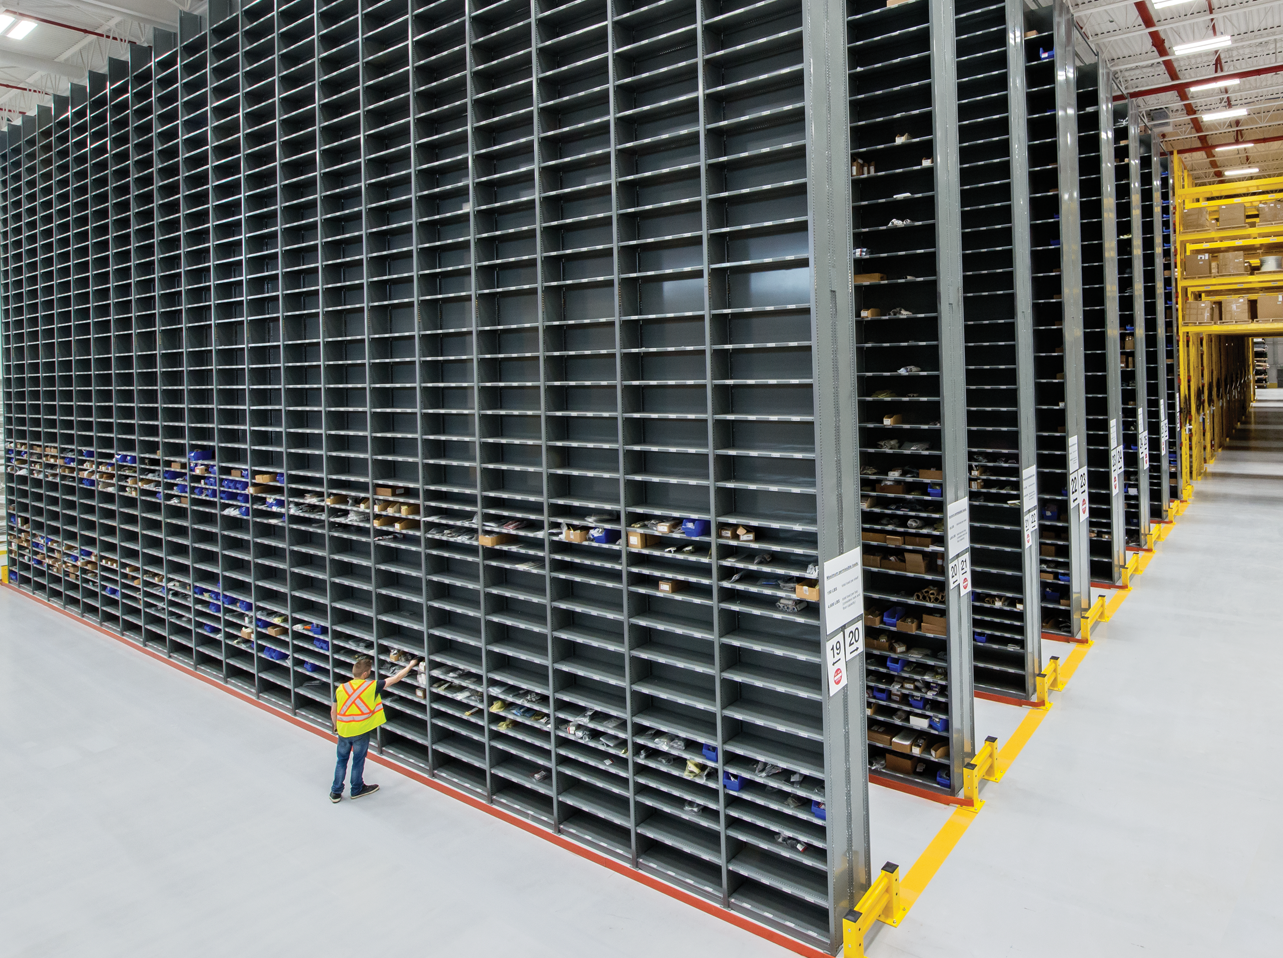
[0,1,1276,182]
[0,1,203,125]
[1052,0,1282,183]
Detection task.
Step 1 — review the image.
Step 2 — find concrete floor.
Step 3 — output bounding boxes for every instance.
[3,403,1280,957]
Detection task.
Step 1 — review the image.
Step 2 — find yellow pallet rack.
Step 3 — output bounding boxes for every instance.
[1172,161,1279,480]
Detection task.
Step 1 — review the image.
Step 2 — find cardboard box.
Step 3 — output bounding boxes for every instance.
[1122,335,1135,351]
[884,534,904,546]
[860,308,882,317]
[868,724,895,748]
[1182,207,1211,231]
[479,533,512,547]
[1218,203,1247,229]
[1258,201,1283,225]
[930,741,949,759]
[1222,296,1252,325]
[862,530,887,543]
[891,729,917,754]
[867,634,891,652]
[718,525,736,539]
[882,556,907,572]
[905,535,932,548]
[373,516,396,527]
[795,581,820,601]
[326,494,349,505]
[1184,252,1211,277]
[905,552,927,573]
[895,616,919,633]
[657,579,685,594]
[882,414,902,425]
[374,486,406,497]
[921,614,946,636]
[1218,250,1248,276]
[1040,543,1058,557]
[655,518,681,534]
[400,504,420,516]
[918,469,943,480]
[267,626,286,637]
[254,473,277,484]
[627,530,654,549]
[1257,293,1283,320]
[564,529,589,543]
[863,553,882,568]
[1184,300,1214,325]
[736,525,756,541]
[394,518,419,531]
[877,483,905,494]
[884,753,916,776]
[853,272,887,283]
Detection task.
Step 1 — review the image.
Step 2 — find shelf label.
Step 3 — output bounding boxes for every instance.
[948,551,972,596]
[825,629,848,696]
[1022,465,1038,514]
[947,497,970,558]
[1109,418,1118,449]
[843,617,864,663]
[1070,466,1090,521]
[822,545,864,633]
[1023,509,1038,549]
[1110,445,1123,494]
[1068,436,1080,473]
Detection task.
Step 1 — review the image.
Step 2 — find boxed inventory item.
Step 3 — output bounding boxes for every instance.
[1184,252,1211,277]
[1222,296,1252,325]
[1218,250,1248,275]
[1184,301,1215,325]
[884,753,916,776]
[1218,203,1247,229]
[627,530,654,548]
[657,579,685,594]
[478,533,512,547]
[1181,206,1211,231]
[868,724,895,747]
[891,729,917,754]
[853,272,887,283]
[1257,293,1283,320]
[795,581,821,601]
[921,613,947,636]
[1258,201,1283,225]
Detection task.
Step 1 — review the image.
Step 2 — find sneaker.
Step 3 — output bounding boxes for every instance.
[329,792,342,803]
[351,784,380,799]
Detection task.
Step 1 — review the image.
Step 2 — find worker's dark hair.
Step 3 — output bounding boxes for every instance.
[352,656,374,678]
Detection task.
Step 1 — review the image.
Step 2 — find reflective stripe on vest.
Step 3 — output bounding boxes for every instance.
[335,678,386,737]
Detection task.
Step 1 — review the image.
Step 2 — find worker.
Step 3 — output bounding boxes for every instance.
[330,654,420,802]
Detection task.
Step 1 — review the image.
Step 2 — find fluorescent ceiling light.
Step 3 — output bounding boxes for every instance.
[6,19,35,39]
[1223,167,1259,176]
[1153,0,1197,7]
[0,15,14,34]
[1173,36,1233,56]
[1189,78,1241,92]
[1201,107,1248,121]
[1215,142,1253,151]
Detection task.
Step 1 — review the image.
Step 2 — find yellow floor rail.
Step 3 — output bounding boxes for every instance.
[1036,655,1063,708]
[843,862,905,956]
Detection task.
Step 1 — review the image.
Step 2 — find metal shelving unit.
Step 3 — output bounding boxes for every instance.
[1,1,880,952]
[1140,131,1168,524]
[1023,0,1086,639]
[954,0,1038,701]
[1160,155,1182,501]
[1077,58,1121,587]
[849,0,975,795]
[1113,103,1148,548]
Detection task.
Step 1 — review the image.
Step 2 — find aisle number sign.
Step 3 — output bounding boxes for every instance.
[946,497,972,596]
[1022,465,1038,549]
[825,619,864,697]
[822,545,865,697]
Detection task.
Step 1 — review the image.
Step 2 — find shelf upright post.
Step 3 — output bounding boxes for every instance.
[1144,134,1169,521]
[1054,0,1088,626]
[1160,154,1182,501]
[1125,107,1149,535]
[806,0,869,936]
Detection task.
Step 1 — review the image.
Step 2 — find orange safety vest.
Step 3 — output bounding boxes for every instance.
[335,678,386,737]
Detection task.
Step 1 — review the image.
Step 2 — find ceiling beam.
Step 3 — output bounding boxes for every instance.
[0,50,86,80]
[4,9,141,44]
[69,0,177,32]
[1173,132,1283,156]
[1119,63,1283,101]
[1133,0,1221,176]
[1084,1,1283,46]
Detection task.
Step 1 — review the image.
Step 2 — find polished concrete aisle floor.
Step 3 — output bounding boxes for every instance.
[5,407,1282,958]
[866,401,1283,958]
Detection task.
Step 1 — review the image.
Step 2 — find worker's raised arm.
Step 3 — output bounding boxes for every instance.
[383,658,421,688]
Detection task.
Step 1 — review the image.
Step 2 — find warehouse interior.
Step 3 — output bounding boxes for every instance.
[0,0,1280,956]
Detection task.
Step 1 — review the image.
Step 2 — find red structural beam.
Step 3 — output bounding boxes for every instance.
[4,10,140,44]
[0,80,49,95]
[1172,132,1283,156]
[1118,63,1283,102]
[1133,0,1220,176]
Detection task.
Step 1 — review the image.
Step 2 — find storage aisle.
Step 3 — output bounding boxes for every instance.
[5,402,1282,957]
[865,400,1283,958]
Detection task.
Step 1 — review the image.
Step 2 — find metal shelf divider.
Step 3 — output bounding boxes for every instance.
[1138,129,1167,524]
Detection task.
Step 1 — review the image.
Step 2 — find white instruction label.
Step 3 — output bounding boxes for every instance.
[823,546,864,633]
[948,551,972,596]
[947,497,970,558]
[1109,418,1118,449]
[1022,465,1038,514]
[1075,467,1090,520]
[1023,509,1038,549]
[1140,430,1150,469]
[1110,446,1124,493]
[825,630,849,697]
[1069,436,1080,473]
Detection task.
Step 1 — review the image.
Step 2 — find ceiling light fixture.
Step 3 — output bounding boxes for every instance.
[6,19,35,39]
[1215,142,1253,151]
[1223,167,1259,176]
[1173,36,1233,56]
[0,15,14,34]
[1189,78,1241,92]
[1153,0,1198,7]
[1201,107,1248,121]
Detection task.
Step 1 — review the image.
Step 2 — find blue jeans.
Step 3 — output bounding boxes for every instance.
[332,732,371,796]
